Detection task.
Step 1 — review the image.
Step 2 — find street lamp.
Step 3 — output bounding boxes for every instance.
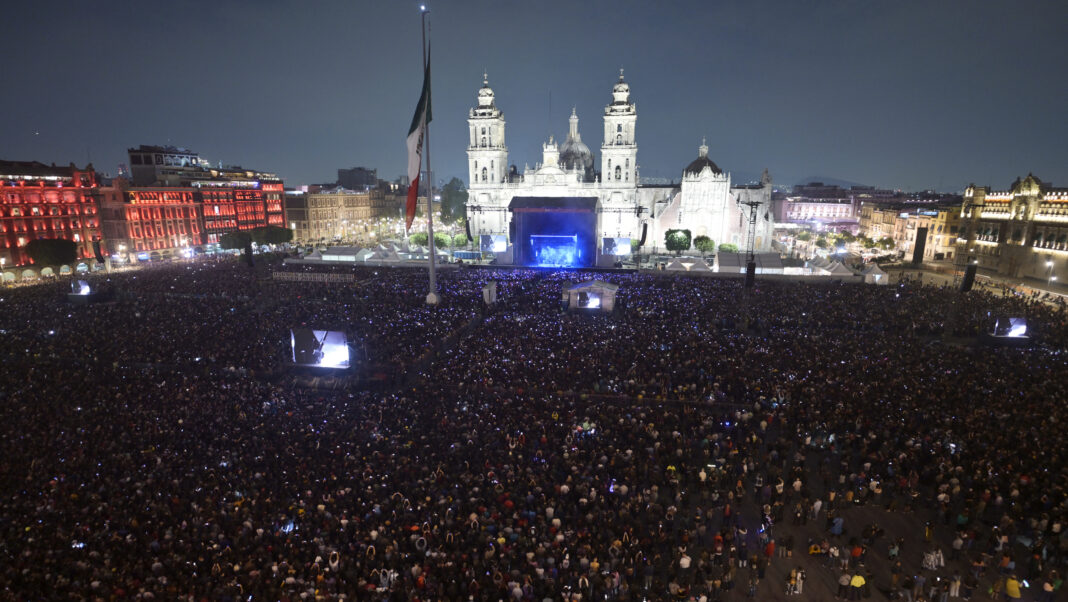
[1047,259,1055,288]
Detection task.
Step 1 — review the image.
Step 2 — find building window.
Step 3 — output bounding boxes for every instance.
[615,166,621,181]
[481,167,487,182]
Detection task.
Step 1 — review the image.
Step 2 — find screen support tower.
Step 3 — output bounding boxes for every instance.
[735,198,763,333]
[739,199,763,289]
[943,243,972,340]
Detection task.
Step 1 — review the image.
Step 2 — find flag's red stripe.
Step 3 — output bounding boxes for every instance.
[405,174,420,231]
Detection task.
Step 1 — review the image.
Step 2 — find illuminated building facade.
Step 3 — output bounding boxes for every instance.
[465,72,775,262]
[98,180,201,259]
[125,144,286,246]
[778,183,855,227]
[97,145,287,258]
[0,161,101,267]
[197,181,285,244]
[958,174,1068,281]
[300,187,397,242]
[119,144,286,246]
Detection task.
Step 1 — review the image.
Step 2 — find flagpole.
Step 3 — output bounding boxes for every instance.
[421,5,440,305]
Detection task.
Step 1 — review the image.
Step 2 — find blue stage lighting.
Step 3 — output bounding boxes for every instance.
[531,235,580,267]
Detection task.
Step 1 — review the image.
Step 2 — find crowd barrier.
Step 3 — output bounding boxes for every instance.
[271,271,355,284]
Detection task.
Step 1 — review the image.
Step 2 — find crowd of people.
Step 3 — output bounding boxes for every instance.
[0,257,1065,600]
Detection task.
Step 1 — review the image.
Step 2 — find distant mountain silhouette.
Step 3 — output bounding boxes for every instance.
[792,175,868,189]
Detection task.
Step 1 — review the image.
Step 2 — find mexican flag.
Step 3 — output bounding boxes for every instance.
[406,59,432,232]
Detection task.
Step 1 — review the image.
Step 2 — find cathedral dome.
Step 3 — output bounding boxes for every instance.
[558,108,595,181]
[684,140,722,177]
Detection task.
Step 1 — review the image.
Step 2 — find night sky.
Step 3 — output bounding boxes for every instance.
[2,1,1065,192]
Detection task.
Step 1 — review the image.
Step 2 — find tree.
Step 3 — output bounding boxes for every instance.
[433,232,450,249]
[878,236,895,250]
[796,231,812,242]
[250,225,293,246]
[860,236,876,249]
[693,235,716,255]
[452,234,470,248]
[25,238,78,267]
[219,230,254,267]
[409,232,429,246]
[815,237,828,249]
[664,229,692,255]
[218,231,252,250]
[630,238,641,255]
[718,243,739,253]
[440,177,468,224]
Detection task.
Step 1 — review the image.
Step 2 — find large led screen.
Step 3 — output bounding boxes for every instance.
[602,237,632,256]
[531,235,579,267]
[576,291,602,309]
[994,317,1028,338]
[480,234,508,253]
[290,329,350,368]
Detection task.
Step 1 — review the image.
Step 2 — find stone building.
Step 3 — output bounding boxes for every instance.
[958,174,1068,281]
[464,71,774,266]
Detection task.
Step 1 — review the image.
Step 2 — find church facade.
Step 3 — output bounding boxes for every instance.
[465,71,773,264]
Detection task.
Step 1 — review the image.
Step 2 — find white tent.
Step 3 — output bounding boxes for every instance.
[717,253,743,273]
[665,259,689,271]
[825,261,855,276]
[370,248,402,262]
[688,257,712,271]
[717,252,784,274]
[320,246,362,262]
[860,263,889,285]
[565,280,619,312]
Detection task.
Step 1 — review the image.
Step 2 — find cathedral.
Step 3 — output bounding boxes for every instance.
[465,71,773,267]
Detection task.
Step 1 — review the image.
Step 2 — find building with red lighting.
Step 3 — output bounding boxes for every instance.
[126,145,284,246]
[198,180,285,245]
[98,180,201,259]
[2,147,285,268]
[97,146,286,257]
[0,161,102,267]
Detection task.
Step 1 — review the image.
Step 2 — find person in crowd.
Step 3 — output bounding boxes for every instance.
[0,257,1065,600]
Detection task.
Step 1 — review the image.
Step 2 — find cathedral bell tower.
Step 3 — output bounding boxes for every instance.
[601,69,637,188]
[467,73,508,189]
